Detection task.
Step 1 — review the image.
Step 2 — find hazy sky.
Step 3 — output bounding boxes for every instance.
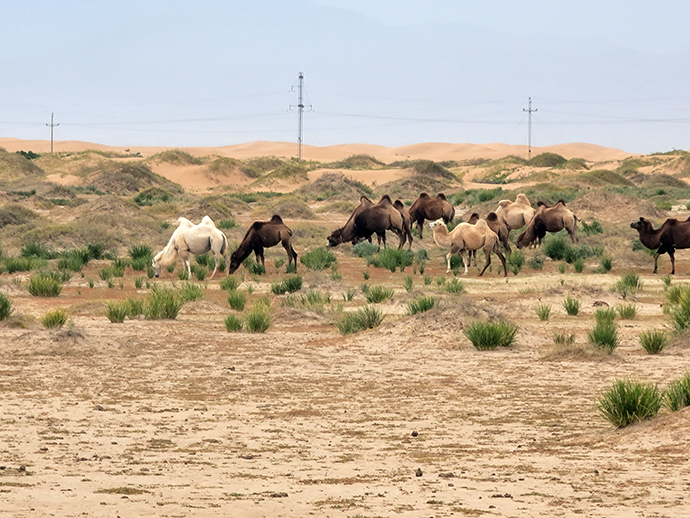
[2,0,690,154]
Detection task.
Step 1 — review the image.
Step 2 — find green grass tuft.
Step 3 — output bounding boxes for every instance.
[638,329,667,354]
[464,320,518,350]
[596,378,662,428]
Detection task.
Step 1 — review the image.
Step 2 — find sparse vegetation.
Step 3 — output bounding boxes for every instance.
[41,308,68,329]
[0,293,13,320]
[26,272,63,297]
[664,373,690,411]
[638,329,667,354]
[597,379,662,428]
[562,296,581,316]
[300,248,336,271]
[464,320,518,350]
[364,285,394,304]
[535,303,551,321]
[406,296,436,316]
[336,306,384,335]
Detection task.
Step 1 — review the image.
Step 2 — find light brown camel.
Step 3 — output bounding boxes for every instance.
[408,193,455,239]
[516,200,578,249]
[495,193,535,231]
[467,212,511,254]
[630,216,690,274]
[229,215,297,273]
[428,219,507,277]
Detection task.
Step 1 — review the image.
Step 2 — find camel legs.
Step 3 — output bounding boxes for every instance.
[176,246,193,278]
[282,238,298,270]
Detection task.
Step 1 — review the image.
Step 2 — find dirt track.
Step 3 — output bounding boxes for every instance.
[2,252,690,518]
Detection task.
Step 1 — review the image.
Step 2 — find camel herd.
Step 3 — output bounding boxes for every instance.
[152,192,690,278]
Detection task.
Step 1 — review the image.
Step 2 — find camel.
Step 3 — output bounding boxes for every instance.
[327,195,407,249]
[394,199,413,249]
[467,212,511,254]
[516,200,578,249]
[630,216,690,274]
[229,215,297,274]
[495,193,536,233]
[428,218,507,277]
[408,193,455,239]
[153,216,228,279]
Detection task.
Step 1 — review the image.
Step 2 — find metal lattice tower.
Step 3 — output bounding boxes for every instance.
[290,72,311,161]
[523,98,537,160]
[46,113,59,153]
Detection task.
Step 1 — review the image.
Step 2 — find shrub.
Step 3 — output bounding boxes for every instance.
[367,248,414,273]
[554,332,575,346]
[178,283,204,303]
[4,257,46,273]
[535,303,551,321]
[464,320,518,350]
[581,220,603,236]
[365,285,394,304]
[615,303,638,319]
[669,286,690,331]
[227,290,248,311]
[218,218,237,230]
[57,249,89,272]
[128,244,153,261]
[220,276,240,291]
[300,248,337,271]
[191,265,207,281]
[224,314,244,332]
[21,242,57,260]
[406,296,436,316]
[562,296,581,316]
[351,241,380,258]
[638,329,667,354]
[41,308,68,329]
[588,321,619,354]
[26,272,63,297]
[598,256,613,273]
[507,250,525,275]
[271,275,303,295]
[613,272,642,298]
[594,307,617,325]
[245,303,273,333]
[144,287,183,319]
[104,300,129,323]
[336,306,384,335]
[596,379,662,428]
[404,275,413,292]
[528,254,544,270]
[573,258,585,273]
[543,235,571,261]
[443,278,465,294]
[0,292,13,320]
[664,373,690,411]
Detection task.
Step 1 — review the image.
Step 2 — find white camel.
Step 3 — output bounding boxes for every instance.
[429,219,507,277]
[152,216,228,279]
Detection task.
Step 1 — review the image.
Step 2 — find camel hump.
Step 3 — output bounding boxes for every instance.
[556,199,567,206]
[270,214,284,224]
[497,199,511,208]
[436,193,447,200]
[486,212,498,222]
[516,193,530,204]
[537,201,548,207]
[419,192,431,199]
[378,194,393,205]
[394,199,405,209]
[468,212,480,224]
[361,195,373,203]
[474,219,490,231]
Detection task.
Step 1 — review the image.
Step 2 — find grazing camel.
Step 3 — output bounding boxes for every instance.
[327,195,407,249]
[408,193,455,239]
[516,200,578,249]
[630,216,690,274]
[229,215,297,274]
[428,219,507,277]
[495,193,536,233]
[153,216,228,279]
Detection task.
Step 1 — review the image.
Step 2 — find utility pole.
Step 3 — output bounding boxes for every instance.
[290,72,311,161]
[523,98,537,161]
[46,113,59,153]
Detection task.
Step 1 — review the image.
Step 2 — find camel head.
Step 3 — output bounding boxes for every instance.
[228,249,243,274]
[327,228,344,248]
[428,219,447,231]
[152,251,164,277]
[516,227,535,249]
[630,217,650,232]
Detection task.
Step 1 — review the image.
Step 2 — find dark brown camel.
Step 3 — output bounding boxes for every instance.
[408,193,455,239]
[327,195,407,249]
[517,200,578,249]
[630,216,690,274]
[229,215,297,274]
[468,212,511,254]
[394,199,413,249]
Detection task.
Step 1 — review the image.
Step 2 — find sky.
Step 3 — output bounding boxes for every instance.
[2,0,690,154]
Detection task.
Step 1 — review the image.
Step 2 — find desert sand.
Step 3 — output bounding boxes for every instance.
[0,139,688,518]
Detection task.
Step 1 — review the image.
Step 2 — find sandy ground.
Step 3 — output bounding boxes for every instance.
[1,244,690,518]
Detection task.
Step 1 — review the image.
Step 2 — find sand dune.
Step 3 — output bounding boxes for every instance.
[0,138,634,163]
